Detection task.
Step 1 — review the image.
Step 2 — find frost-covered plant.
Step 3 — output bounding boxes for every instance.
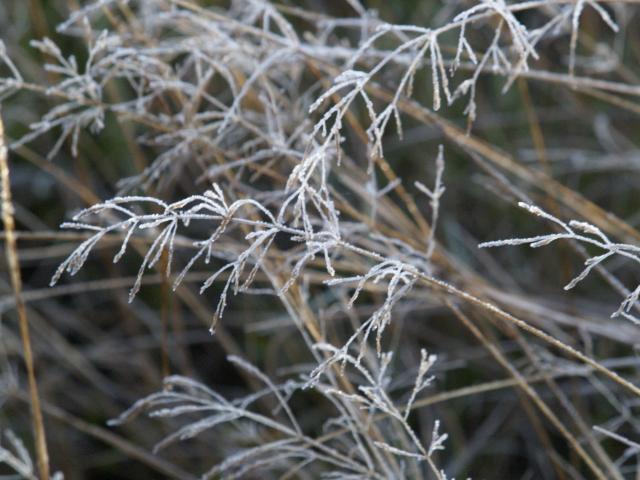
[108,350,445,479]
[0,430,37,480]
[0,431,62,480]
[480,202,640,324]
[2,0,640,478]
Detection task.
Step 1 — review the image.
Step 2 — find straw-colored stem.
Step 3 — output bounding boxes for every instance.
[0,111,50,480]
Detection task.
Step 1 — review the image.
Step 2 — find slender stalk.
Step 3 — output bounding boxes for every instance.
[447,302,608,480]
[160,249,171,381]
[0,110,50,480]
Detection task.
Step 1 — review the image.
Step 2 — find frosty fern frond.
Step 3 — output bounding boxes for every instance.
[480,202,640,324]
[49,183,342,332]
[0,431,62,480]
[109,351,446,479]
[0,430,35,480]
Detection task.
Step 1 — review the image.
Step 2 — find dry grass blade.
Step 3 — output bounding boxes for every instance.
[0,111,50,479]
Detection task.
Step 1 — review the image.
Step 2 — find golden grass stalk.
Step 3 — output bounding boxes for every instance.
[0,110,50,480]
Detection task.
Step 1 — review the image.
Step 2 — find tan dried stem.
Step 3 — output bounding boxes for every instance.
[0,110,50,480]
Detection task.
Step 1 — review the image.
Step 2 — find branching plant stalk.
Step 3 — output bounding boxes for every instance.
[337,240,640,399]
[0,111,50,480]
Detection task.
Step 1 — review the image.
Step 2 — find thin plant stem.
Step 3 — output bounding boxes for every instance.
[0,111,50,480]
